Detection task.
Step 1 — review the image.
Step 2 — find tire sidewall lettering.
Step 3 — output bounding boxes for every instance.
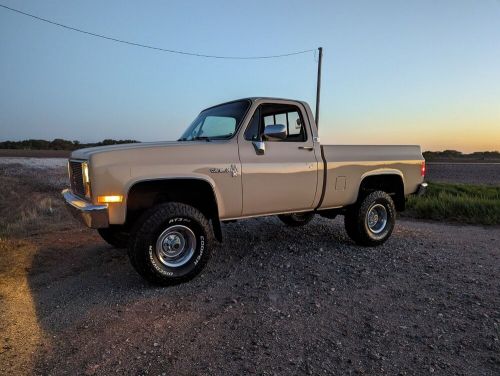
[148,245,173,276]
[168,217,191,225]
[194,236,204,266]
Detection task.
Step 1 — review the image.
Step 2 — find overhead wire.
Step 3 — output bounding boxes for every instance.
[0,3,316,59]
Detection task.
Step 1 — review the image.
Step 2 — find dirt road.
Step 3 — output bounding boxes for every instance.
[0,160,499,375]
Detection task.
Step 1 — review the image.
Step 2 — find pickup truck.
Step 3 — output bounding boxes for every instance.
[62,97,427,285]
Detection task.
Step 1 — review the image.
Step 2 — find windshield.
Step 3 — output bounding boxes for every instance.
[179,100,251,141]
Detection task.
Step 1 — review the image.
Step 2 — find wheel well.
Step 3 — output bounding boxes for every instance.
[357,174,405,211]
[126,179,222,241]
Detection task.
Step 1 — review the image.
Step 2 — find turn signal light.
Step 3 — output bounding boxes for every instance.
[97,195,123,203]
[421,161,426,177]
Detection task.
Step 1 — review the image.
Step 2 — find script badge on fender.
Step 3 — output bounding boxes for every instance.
[209,164,239,177]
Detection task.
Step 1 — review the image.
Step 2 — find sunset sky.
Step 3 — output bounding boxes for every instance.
[0,0,499,152]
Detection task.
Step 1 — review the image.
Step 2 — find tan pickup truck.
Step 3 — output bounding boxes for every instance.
[62,97,427,285]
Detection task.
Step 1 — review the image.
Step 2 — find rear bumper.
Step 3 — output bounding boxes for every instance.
[61,189,109,228]
[415,182,428,196]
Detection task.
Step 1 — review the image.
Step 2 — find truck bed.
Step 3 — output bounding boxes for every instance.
[319,145,424,209]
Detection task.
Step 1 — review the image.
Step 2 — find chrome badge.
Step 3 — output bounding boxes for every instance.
[209,164,239,177]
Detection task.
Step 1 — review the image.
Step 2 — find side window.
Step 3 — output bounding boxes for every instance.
[262,106,307,142]
[244,104,307,142]
[263,115,274,127]
[274,113,287,127]
[287,111,302,137]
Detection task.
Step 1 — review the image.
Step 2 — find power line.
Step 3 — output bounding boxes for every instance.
[0,3,315,59]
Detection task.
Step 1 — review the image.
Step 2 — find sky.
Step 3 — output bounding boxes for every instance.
[0,0,499,152]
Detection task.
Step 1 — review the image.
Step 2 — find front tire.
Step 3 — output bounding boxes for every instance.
[128,202,212,285]
[278,212,315,227]
[344,191,396,246]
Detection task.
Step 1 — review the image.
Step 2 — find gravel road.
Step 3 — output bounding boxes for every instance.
[1,218,499,375]
[1,159,499,375]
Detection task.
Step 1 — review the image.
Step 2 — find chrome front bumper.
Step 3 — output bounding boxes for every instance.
[61,189,109,228]
[415,182,428,196]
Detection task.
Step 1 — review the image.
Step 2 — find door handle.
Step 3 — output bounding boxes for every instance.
[298,146,314,151]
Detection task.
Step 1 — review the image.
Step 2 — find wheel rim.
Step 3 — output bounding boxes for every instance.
[366,204,388,234]
[155,225,196,268]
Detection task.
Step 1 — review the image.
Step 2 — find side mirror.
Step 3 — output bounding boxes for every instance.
[263,124,287,141]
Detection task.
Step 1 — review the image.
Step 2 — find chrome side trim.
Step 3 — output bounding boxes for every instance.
[61,188,109,228]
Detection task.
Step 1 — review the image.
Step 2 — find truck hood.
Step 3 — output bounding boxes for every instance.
[70,141,186,160]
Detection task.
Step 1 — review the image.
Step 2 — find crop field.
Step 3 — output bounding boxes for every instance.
[426,162,500,186]
[0,158,499,375]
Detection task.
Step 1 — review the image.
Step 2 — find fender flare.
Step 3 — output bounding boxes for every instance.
[356,168,405,203]
[125,175,223,241]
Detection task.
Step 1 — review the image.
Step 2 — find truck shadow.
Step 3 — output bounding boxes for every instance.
[26,216,352,326]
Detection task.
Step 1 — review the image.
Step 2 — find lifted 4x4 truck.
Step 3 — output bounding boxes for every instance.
[62,98,427,285]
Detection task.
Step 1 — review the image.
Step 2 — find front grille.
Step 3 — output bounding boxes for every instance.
[69,161,85,197]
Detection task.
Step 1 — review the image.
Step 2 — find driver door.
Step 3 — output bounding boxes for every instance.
[238,102,320,217]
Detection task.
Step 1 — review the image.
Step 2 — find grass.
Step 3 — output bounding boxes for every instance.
[405,182,500,225]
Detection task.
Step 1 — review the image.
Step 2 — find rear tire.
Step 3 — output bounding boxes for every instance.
[278,212,315,227]
[128,202,212,285]
[344,191,396,246]
[97,226,129,248]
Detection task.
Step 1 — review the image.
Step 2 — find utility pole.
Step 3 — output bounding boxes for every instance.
[315,47,323,129]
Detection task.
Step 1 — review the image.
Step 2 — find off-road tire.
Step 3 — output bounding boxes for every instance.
[128,202,212,285]
[97,226,129,248]
[278,212,315,227]
[344,191,396,246]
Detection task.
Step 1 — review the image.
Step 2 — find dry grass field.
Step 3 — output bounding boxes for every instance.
[0,159,499,375]
[0,149,70,158]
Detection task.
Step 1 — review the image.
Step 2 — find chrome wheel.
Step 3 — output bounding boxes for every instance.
[366,204,388,234]
[155,225,196,268]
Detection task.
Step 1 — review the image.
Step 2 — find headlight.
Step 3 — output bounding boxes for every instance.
[82,161,91,198]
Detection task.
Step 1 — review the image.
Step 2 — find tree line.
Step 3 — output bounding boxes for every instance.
[0,139,139,151]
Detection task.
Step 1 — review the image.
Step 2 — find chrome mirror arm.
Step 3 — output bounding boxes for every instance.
[252,140,265,155]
